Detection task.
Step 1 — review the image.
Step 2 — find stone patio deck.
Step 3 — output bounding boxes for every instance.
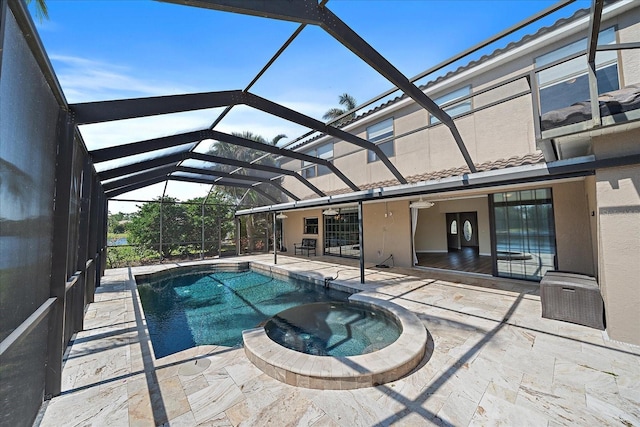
[38,255,640,426]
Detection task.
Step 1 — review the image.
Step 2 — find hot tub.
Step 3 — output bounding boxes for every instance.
[243,294,428,389]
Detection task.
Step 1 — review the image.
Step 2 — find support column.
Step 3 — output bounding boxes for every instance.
[45,111,74,399]
[273,212,277,265]
[587,0,604,128]
[236,218,241,255]
[159,200,164,261]
[218,217,222,258]
[201,204,205,260]
[358,201,365,284]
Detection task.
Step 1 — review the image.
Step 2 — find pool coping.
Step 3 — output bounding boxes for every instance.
[242,293,428,390]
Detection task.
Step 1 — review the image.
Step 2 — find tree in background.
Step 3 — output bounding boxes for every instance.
[323,93,357,126]
[182,193,235,255]
[127,192,235,259]
[128,197,188,258]
[107,212,131,235]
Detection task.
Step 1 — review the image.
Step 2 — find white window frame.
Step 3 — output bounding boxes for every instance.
[301,142,333,178]
[429,85,472,125]
[303,217,318,235]
[367,117,394,163]
[535,26,619,115]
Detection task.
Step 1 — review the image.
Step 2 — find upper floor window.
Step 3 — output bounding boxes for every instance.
[429,85,472,125]
[301,143,333,179]
[535,27,618,116]
[367,118,394,163]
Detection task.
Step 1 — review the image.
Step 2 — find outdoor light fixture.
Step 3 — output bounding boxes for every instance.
[322,208,338,216]
[275,212,288,219]
[410,197,435,209]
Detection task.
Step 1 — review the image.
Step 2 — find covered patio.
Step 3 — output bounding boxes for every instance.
[416,249,493,275]
[39,256,640,426]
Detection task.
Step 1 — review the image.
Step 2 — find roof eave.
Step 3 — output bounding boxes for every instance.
[235,155,602,216]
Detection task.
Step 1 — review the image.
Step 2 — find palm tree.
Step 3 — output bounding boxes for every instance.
[209,132,286,165]
[323,93,357,126]
[207,132,287,252]
[26,0,49,21]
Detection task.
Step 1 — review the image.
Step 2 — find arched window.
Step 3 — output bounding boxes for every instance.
[450,220,458,235]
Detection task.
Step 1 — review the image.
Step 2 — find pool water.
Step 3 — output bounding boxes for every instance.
[137,270,350,358]
[265,302,401,357]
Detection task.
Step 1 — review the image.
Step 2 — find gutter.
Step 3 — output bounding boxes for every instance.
[235,153,640,217]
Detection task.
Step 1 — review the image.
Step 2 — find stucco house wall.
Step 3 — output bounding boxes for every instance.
[362,200,412,267]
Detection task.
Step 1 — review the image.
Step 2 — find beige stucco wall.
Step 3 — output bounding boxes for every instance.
[617,5,640,87]
[595,164,640,345]
[280,209,323,254]
[279,202,413,267]
[590,126,640,345]
[585,175,599,277]
[414,196,491,255]
[362,200,412,267]
[551,181,595,276]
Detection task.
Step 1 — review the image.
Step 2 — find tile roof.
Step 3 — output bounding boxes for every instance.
[308,152,546,199]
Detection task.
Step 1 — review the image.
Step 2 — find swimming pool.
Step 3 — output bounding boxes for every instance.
[136,268,350,358]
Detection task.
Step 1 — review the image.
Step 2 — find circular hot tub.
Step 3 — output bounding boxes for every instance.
[264,301,401,357]
[243,294,427,389]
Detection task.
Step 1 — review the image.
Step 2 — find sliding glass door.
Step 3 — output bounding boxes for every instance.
[492,189,557,281]
[323,207,360,258]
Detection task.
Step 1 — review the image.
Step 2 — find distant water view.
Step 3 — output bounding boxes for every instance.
[108,237,128,246]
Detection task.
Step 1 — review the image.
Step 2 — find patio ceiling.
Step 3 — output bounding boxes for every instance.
[65,0,598,209]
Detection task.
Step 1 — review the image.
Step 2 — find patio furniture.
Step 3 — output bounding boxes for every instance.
[294,238,317,256]
[540,270,605,330]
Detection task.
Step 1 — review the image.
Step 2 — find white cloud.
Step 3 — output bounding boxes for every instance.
[50,54,196,102]
[78,109,224,151]
[54,54,337,204]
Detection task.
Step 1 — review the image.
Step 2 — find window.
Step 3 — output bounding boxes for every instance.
[450,220,458,234]
[304,217,318,234]
[536,27,618,117]
[367,118,394,163]
[429,85,472,125]
[301,143,333,178]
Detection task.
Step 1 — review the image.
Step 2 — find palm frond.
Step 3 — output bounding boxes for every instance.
[323,108,346,120]
[338,93,357,111]
[323,93,357,123]
[270,134,287,146]
[26,0,49,22]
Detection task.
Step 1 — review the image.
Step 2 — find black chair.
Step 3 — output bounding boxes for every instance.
[294,238,317,256]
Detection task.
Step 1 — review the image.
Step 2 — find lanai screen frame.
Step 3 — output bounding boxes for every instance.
[73,0,614,284]
[77,0,596,213]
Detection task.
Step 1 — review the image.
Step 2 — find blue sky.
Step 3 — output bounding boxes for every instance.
[32,0,588,212]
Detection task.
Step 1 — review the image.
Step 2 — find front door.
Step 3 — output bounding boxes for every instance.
[446,213,460,250]
[459,212,479,247]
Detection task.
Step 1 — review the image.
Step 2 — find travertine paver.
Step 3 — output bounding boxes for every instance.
[39,255,640,426]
